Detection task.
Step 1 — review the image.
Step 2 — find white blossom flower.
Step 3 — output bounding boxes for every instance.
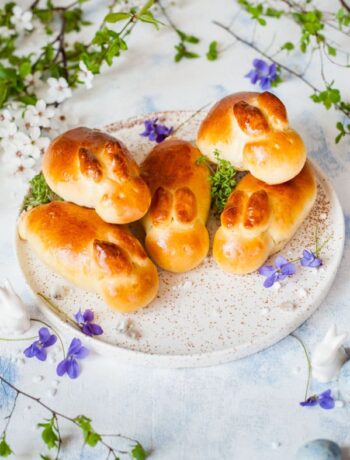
[0,109,14,137]
[0,109,13,123]
[25,71,43,95]
[77,61,94,89]
[14,156,36,181]
[2,149,36,181]
[0,26,14,38]
[24,100,55,128]
[0,123,31,155]
[46,77,72,104]
[10,6,33,32]
[24,127,50,159]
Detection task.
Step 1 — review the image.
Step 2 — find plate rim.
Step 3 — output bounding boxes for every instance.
[15,110,345,368]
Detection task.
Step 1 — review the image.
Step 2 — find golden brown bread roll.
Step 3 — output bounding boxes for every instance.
[18,201,158,313]
[42,127,151,224]
[140,139,211,273]
[196,91,306,185]
[213,161,317,274]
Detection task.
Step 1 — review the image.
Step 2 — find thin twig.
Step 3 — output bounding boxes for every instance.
[0,375,137,457]
[156,0,178,32]
[54,414,62,460]
[1,392,19,437]
[340,0,350,13]
[213,21,350,118]
[170,101,212,138]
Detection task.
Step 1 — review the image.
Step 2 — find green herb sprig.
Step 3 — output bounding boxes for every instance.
[21,172,62,212]
[196,149,237,215]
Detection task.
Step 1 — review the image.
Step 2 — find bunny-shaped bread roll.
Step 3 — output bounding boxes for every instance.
[42,127,151,224]
[213,161,316,274]
[18,202,158,313]
[140,139,211,273]
[197,91,306,185]
[311,324,348,383]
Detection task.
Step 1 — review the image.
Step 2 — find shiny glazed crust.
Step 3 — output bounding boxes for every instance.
[42,127,151,224]
[17,201,159,313]
[141,139,211,273]
[213,161,317,274]
[196,91,307,185]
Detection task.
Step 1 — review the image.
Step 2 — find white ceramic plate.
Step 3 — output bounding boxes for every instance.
[16,111,345,368]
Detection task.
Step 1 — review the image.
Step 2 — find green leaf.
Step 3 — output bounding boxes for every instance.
[138,11,163,30]
[176,29,200,44]
[33,8,54,25]
[74,415,101,448]
[19,61,31,78]
[40,455,52,460]
[336,121,344,131]
[174,43,199,62]
[327,45,336,57]
[0,83,8,107]
[104,12,131,23]
[131,443,147,460]
[138,0,155,16]
[38,418,59,450]
[281,41,294,51]
[310,86,341,110]
[206,40,218,61]
[265,7,283,18]
[0,436,12,457]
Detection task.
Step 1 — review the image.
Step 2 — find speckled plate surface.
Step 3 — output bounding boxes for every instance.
[16,111,345,368]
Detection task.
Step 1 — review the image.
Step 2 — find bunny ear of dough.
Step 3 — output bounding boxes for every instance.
[213,161,317,274]
[42,127,151,224]
[196,91,306,185]
[18,201,159,313]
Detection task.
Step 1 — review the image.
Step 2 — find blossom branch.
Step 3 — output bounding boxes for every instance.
[0,374,147,459]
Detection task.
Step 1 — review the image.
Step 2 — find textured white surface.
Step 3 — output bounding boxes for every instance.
[1,0,350,459]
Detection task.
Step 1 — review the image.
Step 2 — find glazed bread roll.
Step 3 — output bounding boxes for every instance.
[213,161,317,274]
[18,201,158,313]
[42,127,151,224]
[140,139,211,273]
[197,91,306,185]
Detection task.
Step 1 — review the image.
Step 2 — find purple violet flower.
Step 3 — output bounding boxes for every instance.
[300,389,335,410]
[74,309,103,337]
[140,118,173,143]
[300,249,322,268]
[23,327,57,361]
[56,338,89,379]
[259,255,296,288]
[245,58,277,90]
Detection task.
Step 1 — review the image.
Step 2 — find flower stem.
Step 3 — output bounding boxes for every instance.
[0,336,37,342]
[290,333,312,400]
[170,101,212,138]
[37,292,79,330]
